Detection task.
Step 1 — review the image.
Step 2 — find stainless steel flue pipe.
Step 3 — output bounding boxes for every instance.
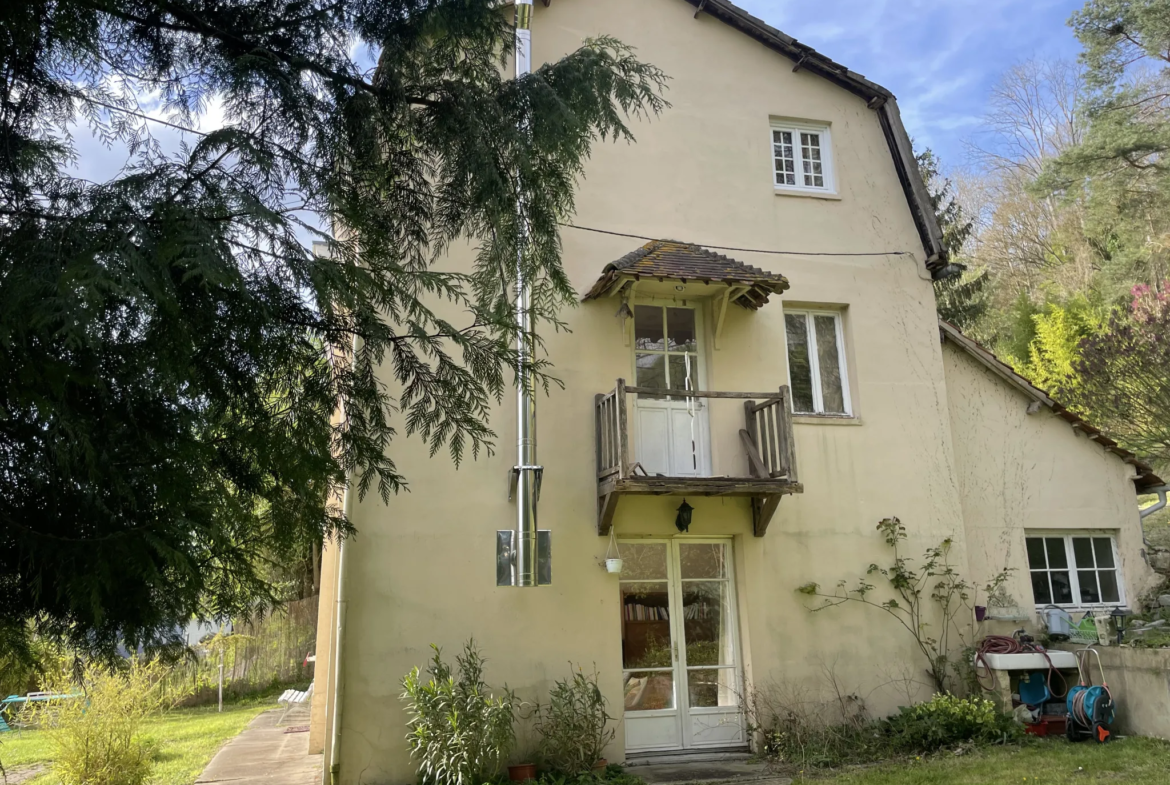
[512,0,540,587]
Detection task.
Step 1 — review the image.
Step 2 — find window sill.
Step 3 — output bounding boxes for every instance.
[792,414,861,426]
[1040,604,1126,614]
[774,187,842,201]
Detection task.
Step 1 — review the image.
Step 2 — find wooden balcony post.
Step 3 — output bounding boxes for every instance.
[743,401,761,478]
[595,393,605,474]
[616,378,629,478]
[779,385,798,485]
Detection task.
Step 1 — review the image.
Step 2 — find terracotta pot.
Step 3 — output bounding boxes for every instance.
[592,759,608,772]
[508,764,537,783]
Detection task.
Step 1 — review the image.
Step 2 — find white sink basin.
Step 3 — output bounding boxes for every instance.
[977,651,1077,670]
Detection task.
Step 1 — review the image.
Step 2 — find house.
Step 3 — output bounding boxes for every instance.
[309,1,1164,782]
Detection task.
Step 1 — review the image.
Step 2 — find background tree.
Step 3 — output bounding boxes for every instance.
[0,0,667,657]
[917,147,988,332]
[1066,283,1170,468]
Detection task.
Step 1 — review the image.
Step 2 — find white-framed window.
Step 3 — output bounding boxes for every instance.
[772,122,833,192]
[784,310,850,416]
[1026,534,1124,608]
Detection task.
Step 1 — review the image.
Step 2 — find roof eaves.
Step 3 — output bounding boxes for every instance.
[939,319,1164,493]
[684,0,947,270]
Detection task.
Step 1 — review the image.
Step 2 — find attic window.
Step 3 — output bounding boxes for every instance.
[772,122,833,193]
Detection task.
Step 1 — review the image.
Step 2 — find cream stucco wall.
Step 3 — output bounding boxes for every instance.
[318,3,969,782]
[313,2,1142,783]
[941,340,1159,625]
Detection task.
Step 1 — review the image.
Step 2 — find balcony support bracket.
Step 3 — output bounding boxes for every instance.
[751,495,783,537]
[598,490,620,536]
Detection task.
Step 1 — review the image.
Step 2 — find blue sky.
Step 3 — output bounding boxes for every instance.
[73,2,1086,186]
[735,0,1085,165]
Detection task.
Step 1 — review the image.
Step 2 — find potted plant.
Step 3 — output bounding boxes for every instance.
[986,583,1022,620]
[508,763,537,782]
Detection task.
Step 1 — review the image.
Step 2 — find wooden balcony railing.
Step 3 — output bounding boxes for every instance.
[595,380,803,537]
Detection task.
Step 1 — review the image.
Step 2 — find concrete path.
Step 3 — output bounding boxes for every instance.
[196,709,322,785]
[633,758,790,785]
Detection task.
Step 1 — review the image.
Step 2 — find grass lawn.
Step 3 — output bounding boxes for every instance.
[0,701,273,784]
[807,736,1170,784]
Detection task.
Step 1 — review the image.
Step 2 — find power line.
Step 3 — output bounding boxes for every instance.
[78,99,914,260]
[559,222,911,257]
[84,97,209,137]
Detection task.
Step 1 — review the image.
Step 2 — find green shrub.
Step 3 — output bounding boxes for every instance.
[536,668,615,776]
[27,659,173,785]
[401,641,515,785]
[536,764,645,785]
[882,693,1021,752]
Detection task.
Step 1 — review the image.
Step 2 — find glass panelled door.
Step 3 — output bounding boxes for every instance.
[621,540,745,753]
[633,305,709,477]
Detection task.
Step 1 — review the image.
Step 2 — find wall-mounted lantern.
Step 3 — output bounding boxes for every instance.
[675,499,694,532]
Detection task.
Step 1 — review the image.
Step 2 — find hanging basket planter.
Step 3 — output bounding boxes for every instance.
[603,529,623,575]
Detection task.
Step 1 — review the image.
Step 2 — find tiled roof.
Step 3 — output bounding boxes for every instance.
[582,240,790,310]
[939,320,1164,493]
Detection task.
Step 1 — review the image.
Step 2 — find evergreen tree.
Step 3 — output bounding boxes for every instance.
[1040,0,1170,292]
[916,147,989,332]
[0,1,667,656]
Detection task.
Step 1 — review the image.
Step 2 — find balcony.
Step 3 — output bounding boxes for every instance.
[595,379,803,537]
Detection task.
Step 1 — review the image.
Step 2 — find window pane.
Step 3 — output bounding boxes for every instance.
[1026,538,1047,569]
[624,671,674,711]
[682,582,733,667]
[620,543,667,580]
[634,305,664,350]
[636,353,667,399]
[1073,538,1095,569]
[1078,571,1101,604]
[1045,538,1068,569]
[667,354,697,401]
[800,133,823,188]
[773,130,796,187]
[666,308,697,352]
[1030,572,1052,605]
[1098,570,1120,603]
[814,315,846,414]
[678,543,727,580]
[687,669,737,708]
[1093,538,1115,568]
[1051,571,1074,604]
[621,583,672,670]
[785,313,815,413]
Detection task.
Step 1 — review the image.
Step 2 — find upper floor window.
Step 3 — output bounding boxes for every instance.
[784,310,850,416]
[772,122,833,192]
[1026,534,1123,608]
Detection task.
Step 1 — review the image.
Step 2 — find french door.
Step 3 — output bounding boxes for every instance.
[619,539,744,752]
[632,304,710,477]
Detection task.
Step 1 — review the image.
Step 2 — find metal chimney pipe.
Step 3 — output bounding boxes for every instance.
[513,0,540,588]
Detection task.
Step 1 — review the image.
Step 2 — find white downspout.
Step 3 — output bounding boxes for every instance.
[1138,483,1169,562]
[328,336,358,785]
[1139,485,1169,520]
[327,485,351,785]
[513,0,540,588]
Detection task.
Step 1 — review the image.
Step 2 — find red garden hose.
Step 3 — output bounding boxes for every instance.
[974,635,1067,699]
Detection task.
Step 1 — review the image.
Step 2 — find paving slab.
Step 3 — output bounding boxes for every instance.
[196,709,322,785]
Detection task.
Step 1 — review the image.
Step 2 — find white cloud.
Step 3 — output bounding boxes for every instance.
[734,0,1084,163]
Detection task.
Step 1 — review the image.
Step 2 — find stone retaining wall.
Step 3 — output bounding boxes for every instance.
[1058,646,1170,739]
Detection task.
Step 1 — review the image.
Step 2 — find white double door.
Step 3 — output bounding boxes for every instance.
[620,539,745,752]
[632,304,710,477]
